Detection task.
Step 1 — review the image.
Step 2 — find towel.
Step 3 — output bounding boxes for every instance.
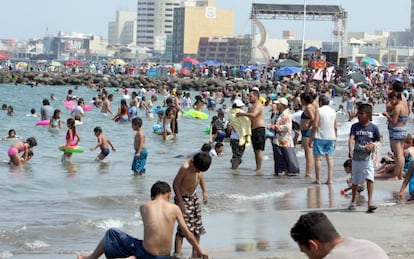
[228,108,252,147]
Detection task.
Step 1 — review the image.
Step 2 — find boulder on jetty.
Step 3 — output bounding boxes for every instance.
[0,70,350,97]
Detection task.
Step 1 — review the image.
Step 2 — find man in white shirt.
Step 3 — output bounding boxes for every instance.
[309,95,337,184]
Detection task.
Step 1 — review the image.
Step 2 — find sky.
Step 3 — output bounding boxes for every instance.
[1,0,411,41]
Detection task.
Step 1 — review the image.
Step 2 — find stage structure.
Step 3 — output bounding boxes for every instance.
[250,3,347,62]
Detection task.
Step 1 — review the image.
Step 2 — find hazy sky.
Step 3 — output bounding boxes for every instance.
[1,0,410,40]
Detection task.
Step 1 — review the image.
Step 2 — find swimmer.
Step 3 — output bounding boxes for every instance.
[8,137,37,166]
[90,127,116,161]
[26,108,39,117]
[2,129,21,141]
[63,118,80,161]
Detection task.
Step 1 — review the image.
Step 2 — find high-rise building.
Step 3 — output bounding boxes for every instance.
[411,0,414,42]
[108,10,137,46]
[136,0,182,54]
[171,0,234,62]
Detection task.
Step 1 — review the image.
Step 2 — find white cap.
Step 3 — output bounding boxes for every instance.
[274,97,288,106]
[233,99,245,107]
[252,86,260,92]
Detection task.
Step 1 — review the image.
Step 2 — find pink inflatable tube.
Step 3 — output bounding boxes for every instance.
[83,104,93,112]
[63,100,75,110]
[35,120,50,126]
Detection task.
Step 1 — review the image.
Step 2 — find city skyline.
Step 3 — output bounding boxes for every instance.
[2,0,411,41]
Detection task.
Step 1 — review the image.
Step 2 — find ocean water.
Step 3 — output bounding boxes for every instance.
[0,84,396,258]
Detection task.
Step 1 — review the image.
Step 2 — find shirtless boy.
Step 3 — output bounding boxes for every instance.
[237,88,265,173]
[173,152,212,259]
[77,181,208,259]
[100,94,114,116]
[132,117,148,176]
[90,127,116,161]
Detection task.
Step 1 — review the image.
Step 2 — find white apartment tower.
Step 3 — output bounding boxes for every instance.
[108,10,137,46]
[136,0,209,54]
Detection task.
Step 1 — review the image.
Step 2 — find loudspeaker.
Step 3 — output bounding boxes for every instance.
[339,57,348,67]
[322,51,338,66]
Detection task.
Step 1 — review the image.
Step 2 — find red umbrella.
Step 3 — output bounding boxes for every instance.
[0,54,7,60]
[181,56,199,64]
[66,60,84,66]
[387,64,399,70]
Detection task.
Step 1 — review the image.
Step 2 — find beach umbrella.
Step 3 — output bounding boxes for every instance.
[304,46,319,52]
[181,56,199,64]
[274,66,302,77]
[274,59,302,67]
[0,54,7,60]
[347,72,367,84]
[50,60,63,67]
[108,59,126,66]
[66,59,84,66]
[360,57,380,67]
[202,60,220,66]
[387,64,399,71]
[16,62,28,68]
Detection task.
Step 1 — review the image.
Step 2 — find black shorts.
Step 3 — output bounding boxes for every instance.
[251,127,265,151]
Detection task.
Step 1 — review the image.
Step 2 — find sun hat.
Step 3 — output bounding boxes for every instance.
[233,99,245,107]
[274,97,288,106]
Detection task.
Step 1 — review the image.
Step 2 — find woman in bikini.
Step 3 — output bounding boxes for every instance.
[383,91,409,180]
[300,92,317,178]
[8,137,37,166]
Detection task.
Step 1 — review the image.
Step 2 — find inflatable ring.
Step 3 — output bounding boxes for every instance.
[58,145,84,154]
[35,119,50,126]
[152,124,163,135]
[63,100,76,111]
[83,104,93,111]
[184,109,209,120]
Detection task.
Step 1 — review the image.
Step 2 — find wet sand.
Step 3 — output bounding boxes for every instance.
[196,179,414,259]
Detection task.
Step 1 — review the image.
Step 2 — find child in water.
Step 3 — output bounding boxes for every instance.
[131,117,148,176]
[63,118,80,161]
[90,127,116,161]
[2,129,21,140]
[8,137,37,166]
[49,109,61,129]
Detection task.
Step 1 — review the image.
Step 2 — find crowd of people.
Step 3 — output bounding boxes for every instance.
[3,66,413,258]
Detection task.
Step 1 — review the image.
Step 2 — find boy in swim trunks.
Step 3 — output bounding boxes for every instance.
[90,127,116,161]
[77,181,208,259]
[131,117,148,176]
[173,152,212,259]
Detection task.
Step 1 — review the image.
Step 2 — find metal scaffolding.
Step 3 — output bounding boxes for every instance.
[250,3,348,60]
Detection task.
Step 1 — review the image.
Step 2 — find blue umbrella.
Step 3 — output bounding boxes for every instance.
[240,65,260,72]
[274,66,302,77]
[202,60,220,66]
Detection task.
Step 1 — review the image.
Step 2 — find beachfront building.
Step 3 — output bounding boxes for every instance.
[108,10,137,46]
[42,32,109,60]
[346,29,413,66]
[136,0,183,56]
[197,36,252,64]
[171,0,234,62]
